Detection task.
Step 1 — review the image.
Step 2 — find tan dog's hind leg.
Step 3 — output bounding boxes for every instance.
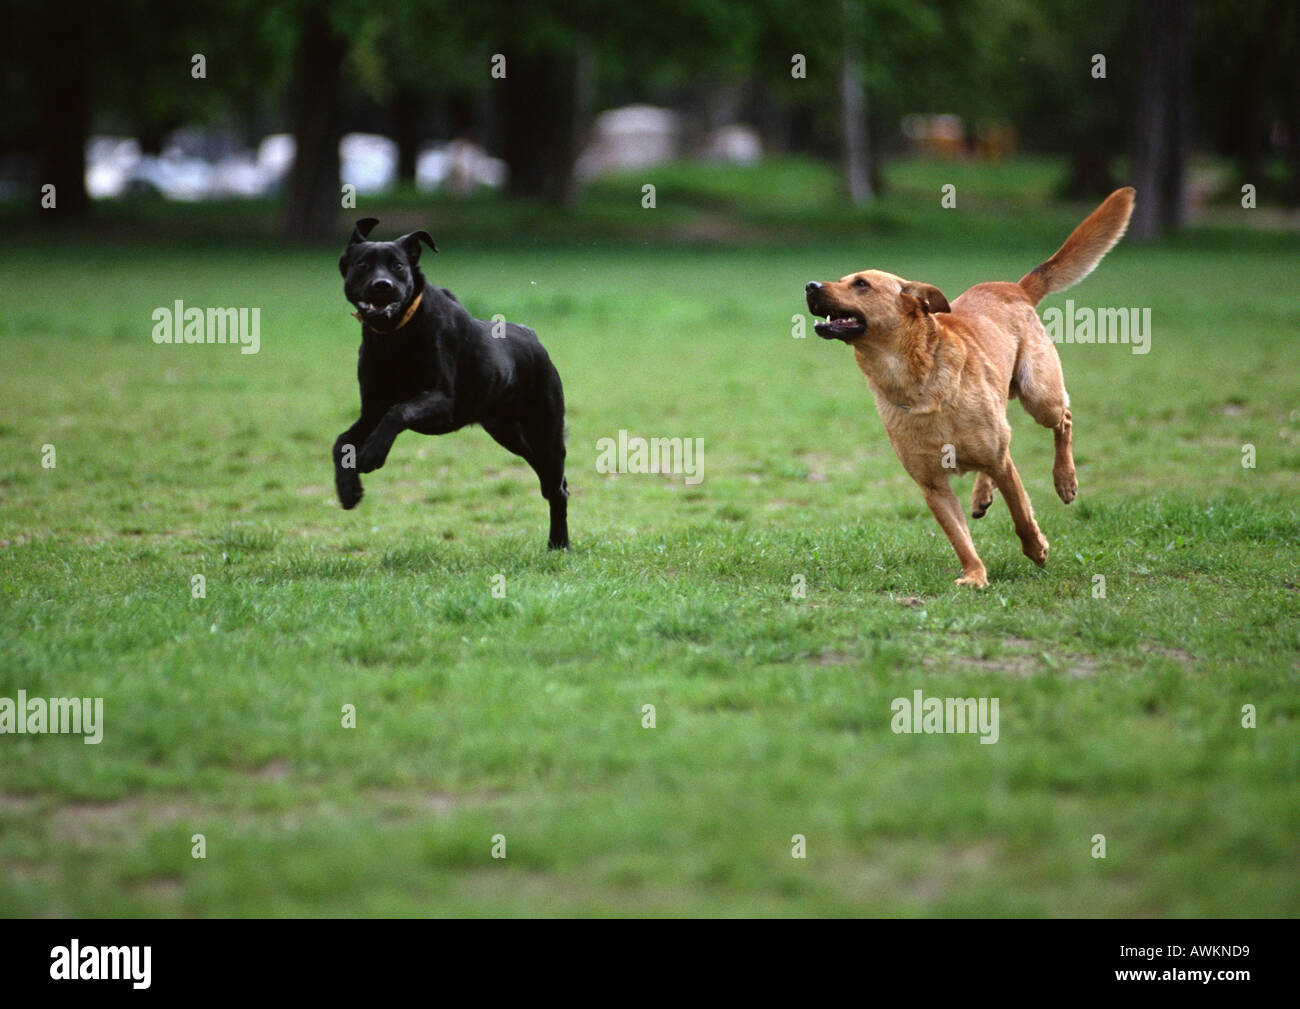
[1050,409,1077,504]
[989,454,1049,567]
[921,480,989,587]
[1015,342,1078,504]
[971,473,997,519]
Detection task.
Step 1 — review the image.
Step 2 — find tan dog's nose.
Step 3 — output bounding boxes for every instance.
[805,281,822,293]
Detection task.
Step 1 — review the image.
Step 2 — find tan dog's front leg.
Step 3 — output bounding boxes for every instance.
[989,454,1049,566]
[921,480,988,587]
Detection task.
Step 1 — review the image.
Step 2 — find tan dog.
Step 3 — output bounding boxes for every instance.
[805,188,1135,587]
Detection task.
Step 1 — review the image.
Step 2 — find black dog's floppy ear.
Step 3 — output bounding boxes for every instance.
[341,218,380,275]
[397,230,437,262]
[900,281,950,315]
[349,218,380,245]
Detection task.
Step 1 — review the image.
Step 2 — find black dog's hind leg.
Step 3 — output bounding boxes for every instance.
[539,438,570,550]
[483,417,569,550]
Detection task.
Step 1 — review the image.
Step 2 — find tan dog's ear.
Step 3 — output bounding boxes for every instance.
[900,282,950,315]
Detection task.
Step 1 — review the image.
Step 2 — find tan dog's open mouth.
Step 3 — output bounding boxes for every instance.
[806,287,866,339]
[812,311,865,339]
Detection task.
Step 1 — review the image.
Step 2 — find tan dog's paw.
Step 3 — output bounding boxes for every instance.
[1054,468,1077,504]
[955,571,989,588]
[1022,533,1049,567]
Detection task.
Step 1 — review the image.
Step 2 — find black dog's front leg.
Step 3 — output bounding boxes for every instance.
[356,391,455,474]
[333,419,378,509]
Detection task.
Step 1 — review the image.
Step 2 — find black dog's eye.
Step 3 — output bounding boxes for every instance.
[392,262,404,273]
[853,277,870,288]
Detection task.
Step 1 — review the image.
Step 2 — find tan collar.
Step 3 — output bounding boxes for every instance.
[353,291,423,333]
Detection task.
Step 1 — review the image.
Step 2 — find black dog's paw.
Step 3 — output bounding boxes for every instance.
[356,434,390,474]
[336,476,364,510]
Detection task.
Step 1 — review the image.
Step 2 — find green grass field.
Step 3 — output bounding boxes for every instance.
[1,159,1298,916]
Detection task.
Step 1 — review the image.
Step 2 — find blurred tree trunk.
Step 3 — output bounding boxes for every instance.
[867,107,885,196]
[1130,0,1192,238]
[36,17,90,217]
[499,49,586,203]
[1288,51,1300,205]
[1224,37,1268,196]
[390,89,422,185]
[283,10,345,241]
[1062,125,1117,198]
[840,2,872,204]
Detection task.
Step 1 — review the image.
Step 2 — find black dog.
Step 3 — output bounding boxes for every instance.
[333,218,569,549]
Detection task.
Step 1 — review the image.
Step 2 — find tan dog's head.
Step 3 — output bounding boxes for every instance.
[805,270,950,343]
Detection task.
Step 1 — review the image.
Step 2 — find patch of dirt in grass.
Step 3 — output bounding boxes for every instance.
[128,877,185,903]
[913,844,998,901]
[925,638,1100,678]
[1140,644,1194,665]
[933,652,1040,677]
[73,529,198,546]
[1057,655,1100,678]
[675,211,765,244]
[0,793,38,813]
[33,787,503,847]
[3,859,55,882]
[250,760,291,782]
[833,842,1000,907]
[365,788,504,821]
[46,798,203,846]
[450,867,705,915]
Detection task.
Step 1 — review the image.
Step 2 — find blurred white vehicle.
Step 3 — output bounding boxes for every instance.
[85,136,142,198]
[575,105,681,179]
[86,130,506,200]
[339,133,398,194]
[702,124,762,165]
[417,140,506,194]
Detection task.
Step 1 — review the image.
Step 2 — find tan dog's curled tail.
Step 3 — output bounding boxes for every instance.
[1017,187,1136,306]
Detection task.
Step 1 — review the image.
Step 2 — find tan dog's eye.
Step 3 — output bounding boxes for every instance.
[853,277,870,289]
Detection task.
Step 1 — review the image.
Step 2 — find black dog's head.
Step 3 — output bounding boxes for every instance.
[339,218,438,328]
